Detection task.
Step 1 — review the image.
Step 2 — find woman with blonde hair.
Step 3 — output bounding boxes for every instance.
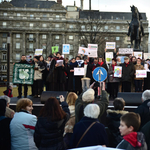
[64,92,78,148]
[10,98,37,150]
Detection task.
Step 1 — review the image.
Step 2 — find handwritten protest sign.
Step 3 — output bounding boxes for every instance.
[78,47,89,55]
[119,48,133,54]
[144,53,150,60]
[88,44,98,57]
[136,70,147,78]
[133,52,142,59]
[105,52,113,64]
[52,46,59,54]
[35,49,43,56]
[62,44,70,54]
[106,42,116,49]
[114,66,122,77]
[74,68,84,76]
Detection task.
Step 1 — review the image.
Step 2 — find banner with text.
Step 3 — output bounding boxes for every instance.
[106,42,116,49]
[88,44,98,57]
[105,52,113,64]
[119,48,133,54]
[78,47,89,55]
[13,63,34,85]
[136,70,147,78]
[35,49,43,56]
[133,52,143,59]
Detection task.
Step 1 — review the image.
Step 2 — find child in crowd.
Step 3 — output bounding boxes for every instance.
[3,85,13,98]
[116,112,147,150]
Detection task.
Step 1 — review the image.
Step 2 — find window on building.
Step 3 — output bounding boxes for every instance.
[42,35,47,39]
[69,25,73,29]
[16,54,20,60]
[70,45,73,50]
[16,34,20,38]
[117,45,120,48]
[3,12,7,16]
[56,15,60,20]
[16,43,20,49]
[81,25,85,30]
[55,35,59,40]
[1,65,7,70]
[2,33,7,38]
[2,43,7,49]
[93,26,97,30]
[29,43,33,49]
[42,43,46,49]
[29,34,33,38]
[116,37,120,41]
[55,24,59,28]
[104,26,108,30]
[69,36,73,40]
[2,53,7,60]
[17,13,21,17]
[29,23,34,27]
[2,22,7,27]
[43,14,47,18]
[116,26,120,30]
[105,37,108,40]
[42,24,47,28]
[16,23,20,27]
[30,14,34,19]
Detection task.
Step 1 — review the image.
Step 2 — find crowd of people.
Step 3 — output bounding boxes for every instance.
[1,85,150,150]
[11,52,150,100]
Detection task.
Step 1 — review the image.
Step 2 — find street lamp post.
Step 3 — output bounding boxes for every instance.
[7,32,10,89]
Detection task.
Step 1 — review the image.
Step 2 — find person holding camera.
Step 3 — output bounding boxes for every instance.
[75,82,109,123]
[34,96,70,150]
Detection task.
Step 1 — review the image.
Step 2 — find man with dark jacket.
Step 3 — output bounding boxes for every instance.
[17,55,29,98]
[121,56,134,92]
[135,90,150,129]
[75,82,109,123]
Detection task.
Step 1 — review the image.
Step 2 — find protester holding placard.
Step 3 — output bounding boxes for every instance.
[108,58,120,99]
[121,57,134,92]
[98,57,108,72]
[134,58,145,92]
[17,55,29,98]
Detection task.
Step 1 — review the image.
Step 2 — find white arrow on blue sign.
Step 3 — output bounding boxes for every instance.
[93,67,107,82]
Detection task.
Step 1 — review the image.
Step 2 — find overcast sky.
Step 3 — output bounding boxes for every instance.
[59,0,150,23]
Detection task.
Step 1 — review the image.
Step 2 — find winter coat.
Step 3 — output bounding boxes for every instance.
[19,60,29,64]
[121,62,135,82]
[40,61,47,81]
[106,109,128,147]
[116,132,147,150]
[134,64,145,80]
[3,89,13,97]
[70,116,108,148]
[64,105,75,135]
[34,102,70,150]
[141,121,150,150]
[108,65,120,83]
[0,116,11,150]
[75,90,109,123]
[135,99,150,129]
[10,111,37,150]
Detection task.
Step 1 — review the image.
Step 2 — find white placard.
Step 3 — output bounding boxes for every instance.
[144,53,150,60]
[106,42,116,49]
[114,66,122,77]
[88,44,98,57]
[136,70,147,78]
[74,68,84,76]
[144,64,149,70]
[62,44,70,54]
[105,52,113,64]
[57,60,63,66]
[133,52,143,59]
[119,48,133,54]
[35,49,43,56]
[78,47,89,55]
[76,60,84,67]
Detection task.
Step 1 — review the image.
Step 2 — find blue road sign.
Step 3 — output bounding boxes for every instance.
[93,67,107,82]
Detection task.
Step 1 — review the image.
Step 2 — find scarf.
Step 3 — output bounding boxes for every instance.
[98,62,104,66]
[125,62,129,67]
[69,61,78,67]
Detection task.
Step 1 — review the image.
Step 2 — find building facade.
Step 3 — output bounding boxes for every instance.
[0,0,149,81]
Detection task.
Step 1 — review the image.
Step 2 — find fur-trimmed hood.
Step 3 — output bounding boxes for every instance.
[107,109,128,115]
[69,105,75,117]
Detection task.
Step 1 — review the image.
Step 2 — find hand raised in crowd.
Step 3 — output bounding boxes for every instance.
[70,70,74,72]
[114,48,116,53]
[105,48,107,52]
[59,95,65,102]
[102,82,105,91]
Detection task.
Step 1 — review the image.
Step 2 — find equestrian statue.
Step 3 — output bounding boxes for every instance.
[127,5,145,50]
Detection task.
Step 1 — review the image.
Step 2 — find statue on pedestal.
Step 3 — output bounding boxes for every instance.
[127,5,145,50]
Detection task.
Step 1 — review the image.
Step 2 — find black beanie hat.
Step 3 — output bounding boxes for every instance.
[0,99,6,116]
[34,56,39,60]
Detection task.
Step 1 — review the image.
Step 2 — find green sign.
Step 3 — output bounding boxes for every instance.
[13,63,34,85]
[52,46,59,54]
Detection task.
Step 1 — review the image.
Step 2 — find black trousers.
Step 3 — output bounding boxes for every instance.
[122,81,131,92]
[18,84,28,97]
[110,82,119,99]
[34,80,43,95]
[54,82,65,91]
[134,80,143,92]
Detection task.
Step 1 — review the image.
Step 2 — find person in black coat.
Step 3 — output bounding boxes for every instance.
[0,99,11,150]
[70,104,108,148]
[34,96,70,150]
[121,56,134,92]
[135,90,150,129]
[17,55,29,98]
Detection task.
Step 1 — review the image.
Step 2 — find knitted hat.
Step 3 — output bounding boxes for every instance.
[82,88,95,102]
[124,56,129,60]
[34,56,39,60]
[0,99,6,116]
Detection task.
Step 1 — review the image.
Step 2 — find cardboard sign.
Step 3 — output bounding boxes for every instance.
[119,48,133,54]
[133,52,143,59]
[78,47,89,55]
[105,52,113,64]
[88,44,98,57]
[136,70,147,78]
[144,53,150,60]
[114,66,122,77]
[62,44,70,54]
[74,68,84,76]
[52,46,59,54]
[106,42,116,49]
[35,49,43,56]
